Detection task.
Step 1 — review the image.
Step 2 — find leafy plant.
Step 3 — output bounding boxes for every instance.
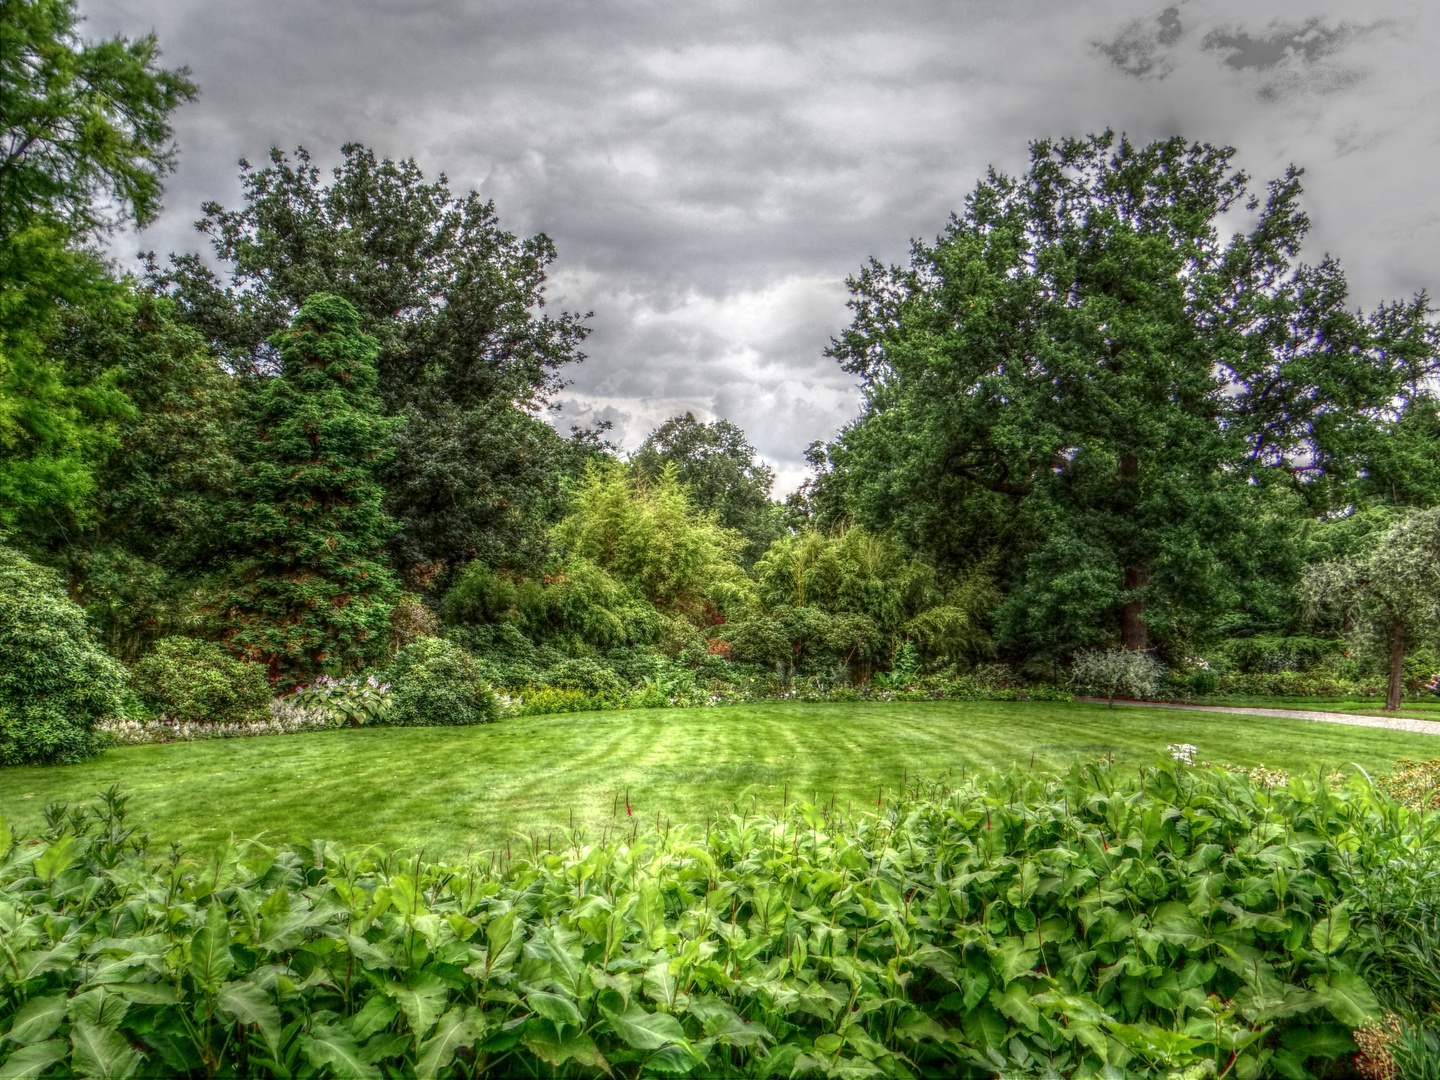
[386,636,497,726]
[130,636,271,725]
[0,760,1409,1079]
[872,640,921,690]
[1071,647,1166,706]
[289,673,392,727]
[0,546,124,765]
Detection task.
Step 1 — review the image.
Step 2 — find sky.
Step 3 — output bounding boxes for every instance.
[89,0,1440,493]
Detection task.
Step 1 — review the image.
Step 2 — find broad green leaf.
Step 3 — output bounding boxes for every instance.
[257,886,289,919]
[111,982,178,1006]
[991,984,1039,1031]
[12,940,79,981]
[1280,1024,1357,1060]
[646,1042,705,1074]
[33,837,75,883]
[635,883,667,947]
[644,961,680,1006]
[387,874,426,917]
[1,996,66,1046]
[600,1003,686,1050]
[359,1032,412,1064]
[415,1006,487,1078]
[485,909,521,974]
[384,976,449,1038]
[70,1020,141,1079]
[188,905,233,988]
[219,981,281,1057]
[526,991,583,1027]
[0,1039,66,1079]
[994,937,1039,982]
[301,1022,380,1079]
[67,989,128,1027]
[520,1019,610,1071]
[0,813,9,860]
[1311,972,1379,1028]
[1310,906,1351,956]
[347,995,399,1042]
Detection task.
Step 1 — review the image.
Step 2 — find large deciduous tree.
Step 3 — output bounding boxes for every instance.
[1301,507,1440,711]
[819,132,1433,661]
[147,145,591,583]
[218,294,397,683]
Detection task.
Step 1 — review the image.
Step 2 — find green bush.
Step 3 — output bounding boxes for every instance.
[0,763,1409,1079]
[130,636,272,724]
[514,684,616,716]
[0,547,124,765]
[1214,671,1384,698]
[546,656,623,695]
[387,636,497,726]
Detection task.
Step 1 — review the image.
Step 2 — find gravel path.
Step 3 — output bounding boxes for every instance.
[1076,697,1440,737]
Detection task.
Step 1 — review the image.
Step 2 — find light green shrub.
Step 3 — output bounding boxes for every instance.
[0,547,124,765]
[387,636,497,726]
[131,636,272,724]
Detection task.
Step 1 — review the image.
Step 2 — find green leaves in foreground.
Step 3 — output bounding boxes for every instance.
[0,763,1423,1078]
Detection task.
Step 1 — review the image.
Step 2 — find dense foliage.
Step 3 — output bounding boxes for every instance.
[815,132,1440,666]
[0,0,195,537]
[0,547,123,765]
[632,413,782,565]
[219,295,398,683]
[386,636,499,727]
[129,637,271,726]
[2,762,1429,1078]
[146,144,592,583]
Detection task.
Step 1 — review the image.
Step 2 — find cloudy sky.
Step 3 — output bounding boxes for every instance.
[90,0,1440,492]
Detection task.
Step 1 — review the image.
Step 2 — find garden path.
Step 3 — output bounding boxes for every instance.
[1080,698,1440,737]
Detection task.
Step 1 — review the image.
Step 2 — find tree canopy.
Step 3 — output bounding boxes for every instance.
[817,132,1435,662]
[0,0,195,536]
[632,412,781,564]
[1302,507,1440,710]
[148,145,593,581]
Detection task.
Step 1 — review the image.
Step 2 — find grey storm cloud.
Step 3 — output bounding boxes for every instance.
[88,0,1439,493]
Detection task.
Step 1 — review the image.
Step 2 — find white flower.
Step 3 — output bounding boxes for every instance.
[1167,743,1199,765]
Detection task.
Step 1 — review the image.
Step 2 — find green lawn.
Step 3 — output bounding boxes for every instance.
[3,700,1436,857]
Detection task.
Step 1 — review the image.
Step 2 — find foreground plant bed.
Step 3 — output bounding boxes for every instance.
[2,761,1424,1079]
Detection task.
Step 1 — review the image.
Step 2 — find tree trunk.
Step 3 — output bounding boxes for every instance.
[1386,620,1405,712]
[1122,565,1150,651]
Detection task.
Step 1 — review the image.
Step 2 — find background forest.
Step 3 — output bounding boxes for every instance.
[5,0,1440,769]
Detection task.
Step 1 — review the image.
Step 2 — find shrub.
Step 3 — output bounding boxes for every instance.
[546,656,623,695]
[130,636,272,724]
[514,685,617,716]
[0,547,124,765]
[387,636,498,726]
[0,763,1405,1079]
[1070,647,1165,705]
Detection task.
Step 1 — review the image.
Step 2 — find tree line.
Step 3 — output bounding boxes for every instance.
[4,0,1440,739]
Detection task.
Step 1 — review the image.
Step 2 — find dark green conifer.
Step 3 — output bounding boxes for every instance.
[220,294,397,682]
